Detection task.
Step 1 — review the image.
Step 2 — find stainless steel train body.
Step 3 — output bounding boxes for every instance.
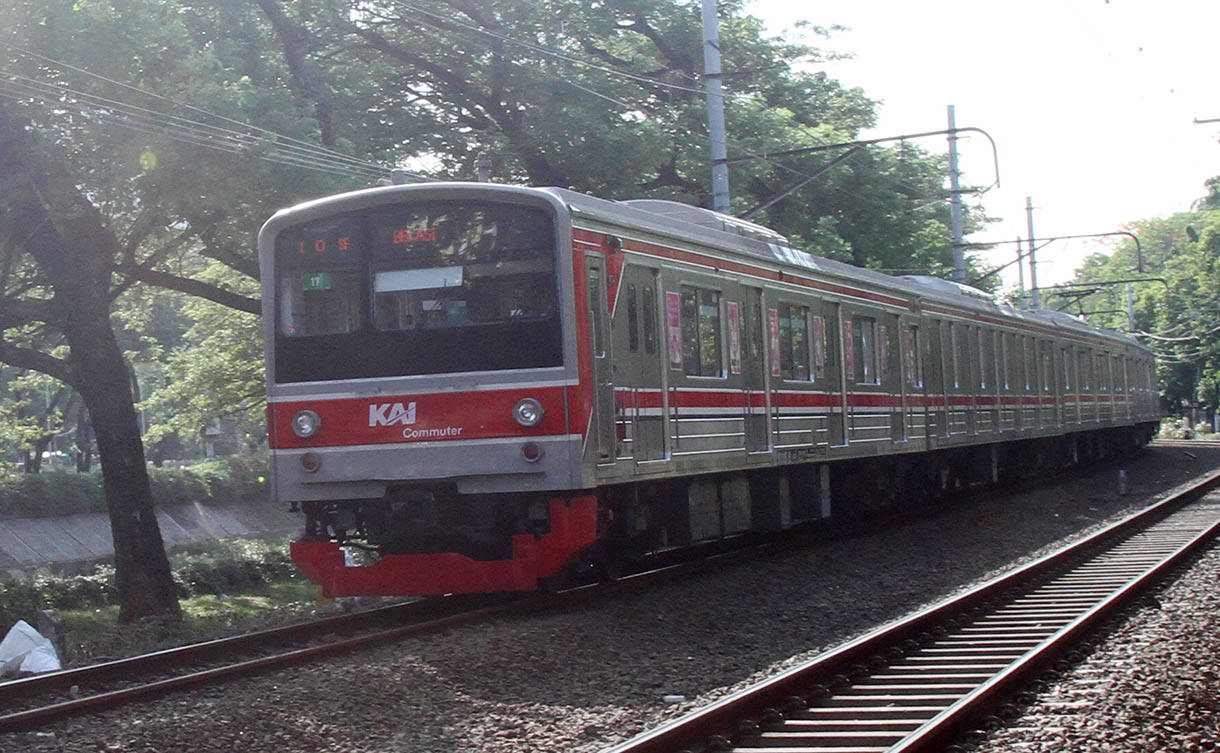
[258,183,1161,597]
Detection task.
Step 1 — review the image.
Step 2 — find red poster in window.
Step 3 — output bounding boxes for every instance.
[666,291,683,367]
[843,320,855,380]
[812,315,825,378]
[768,308,781,377]
[727,301,742,375]
[879,325,890,382]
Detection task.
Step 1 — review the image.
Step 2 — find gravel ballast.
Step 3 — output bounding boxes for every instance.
[6,442,1220,753]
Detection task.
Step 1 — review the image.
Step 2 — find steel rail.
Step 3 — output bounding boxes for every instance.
[0,530,788,732]
[0,597,515,731]
[0,596,471,704]
[602,471,1220,753]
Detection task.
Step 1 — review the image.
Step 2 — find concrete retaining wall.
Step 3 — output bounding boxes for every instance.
[0,498,299,576]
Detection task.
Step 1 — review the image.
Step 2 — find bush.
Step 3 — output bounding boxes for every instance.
[0,455,268,519]
[0,538,300,628]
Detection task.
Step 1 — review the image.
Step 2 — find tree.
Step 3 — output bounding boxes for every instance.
[250,0,987,273]
[0,98,182,622]
[1053,203,1220,418]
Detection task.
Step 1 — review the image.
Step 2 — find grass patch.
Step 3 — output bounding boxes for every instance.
[60,580,322,665]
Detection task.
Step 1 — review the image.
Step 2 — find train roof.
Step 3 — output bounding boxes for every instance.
[545,187,1142,351]
[262,182,1145,353]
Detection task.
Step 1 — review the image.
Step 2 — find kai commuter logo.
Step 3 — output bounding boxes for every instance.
[369,402,416,427]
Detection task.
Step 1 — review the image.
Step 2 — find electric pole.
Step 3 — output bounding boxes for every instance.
[1026,196,1040,308]
[702,0,730,214]
[947,105,966,282]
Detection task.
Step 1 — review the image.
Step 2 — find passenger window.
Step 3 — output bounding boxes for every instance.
[626,283,639,353]
[778,303,811,381]
[852,316,880,385]
[811,315,827,381]
[680,285,723,377]
[902,325,924,389]
[642,285,657,355]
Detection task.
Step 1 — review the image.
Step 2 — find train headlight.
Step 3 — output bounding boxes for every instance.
[292,409,322,438]
[513,398,545,428]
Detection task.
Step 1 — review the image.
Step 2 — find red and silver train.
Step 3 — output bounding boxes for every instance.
[258,182,1161,597]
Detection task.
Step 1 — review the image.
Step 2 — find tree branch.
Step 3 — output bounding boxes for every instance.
[0,337,76,386]
[115,265,261,315]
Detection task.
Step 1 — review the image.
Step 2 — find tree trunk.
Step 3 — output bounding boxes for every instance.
[71,313,181,623]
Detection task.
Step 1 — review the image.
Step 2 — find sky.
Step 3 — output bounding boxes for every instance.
[746,0,1220,289]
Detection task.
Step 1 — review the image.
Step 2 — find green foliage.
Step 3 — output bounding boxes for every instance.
[0,456,267,519]
[132,264,265,453]
[0,539,299,630]
[1051,205,1220,415]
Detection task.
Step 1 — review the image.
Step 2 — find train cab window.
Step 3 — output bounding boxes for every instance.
[680,285,723,377]
[852,316,881,385]
[276,214,364,337]
[626,283,640,353]
[273,199,562,383]
[642,285,658,355]
[778,303,810,381]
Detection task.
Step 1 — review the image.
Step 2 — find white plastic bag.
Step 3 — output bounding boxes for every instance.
[0,620,62,676]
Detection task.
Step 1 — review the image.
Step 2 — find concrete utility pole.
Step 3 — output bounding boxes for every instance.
[947,105,966,282]
[1016,236,1026,305]
[702,0,730,214]
[1026,196,1040,307]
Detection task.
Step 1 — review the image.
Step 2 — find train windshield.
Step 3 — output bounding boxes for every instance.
[274,200,562,382]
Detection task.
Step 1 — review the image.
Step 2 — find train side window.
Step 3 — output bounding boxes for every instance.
[949,324,959,388]
[626,283,640,353]
[1000,333,1011,390]
[852,316,880,385]
[778,303,811,380]
[680,285,723,377]
[902,325,924,389]
[642,285,658,355]
[811,314,827,381]
[978,329,989,390]
[1079,350,1090,391]
[1040,342,1053,392]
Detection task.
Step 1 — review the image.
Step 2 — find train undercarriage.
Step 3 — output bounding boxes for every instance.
[291,422,1158,597]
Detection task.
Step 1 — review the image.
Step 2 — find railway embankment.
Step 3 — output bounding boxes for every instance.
[0,495,296,577]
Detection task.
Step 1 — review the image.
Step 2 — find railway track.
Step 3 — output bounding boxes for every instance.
[0,532,783,733]
[0,593,511,731]
[605,471,1220,753]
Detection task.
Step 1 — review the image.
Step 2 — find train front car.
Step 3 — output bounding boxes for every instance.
[259,184,594,597]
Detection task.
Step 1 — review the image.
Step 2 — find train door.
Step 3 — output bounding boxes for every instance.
[614,265,668,462]
[924,320,948,440]
[586,255,616,462]
[741,286,770,453]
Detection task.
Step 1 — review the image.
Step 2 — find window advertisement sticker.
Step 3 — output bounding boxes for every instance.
[727,301,742,375]
[667,290,683,367]
[768,308,781,377]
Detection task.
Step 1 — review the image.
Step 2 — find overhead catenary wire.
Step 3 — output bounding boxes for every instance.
[0,73,394,181]
[0,40,416,182]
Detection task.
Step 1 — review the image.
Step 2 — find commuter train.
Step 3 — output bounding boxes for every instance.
[258,182,1161,597]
